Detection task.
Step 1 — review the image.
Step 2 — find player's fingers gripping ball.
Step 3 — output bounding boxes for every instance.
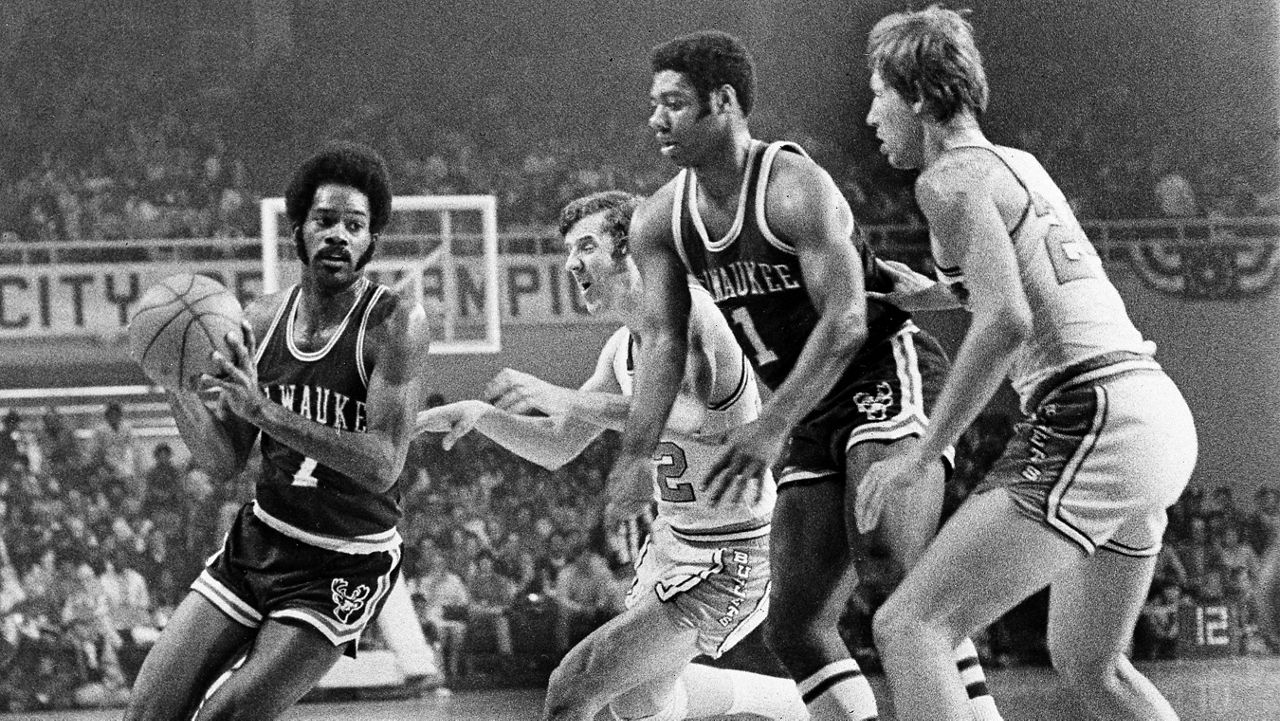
[128,274,245,393]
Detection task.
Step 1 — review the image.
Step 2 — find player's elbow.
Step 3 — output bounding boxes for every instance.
[982,303,1032,350]
[190,449,245,482]
[827,310,869,356]
[366,448,407,493]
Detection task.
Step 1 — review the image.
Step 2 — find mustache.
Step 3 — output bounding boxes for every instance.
[314,247,352,262]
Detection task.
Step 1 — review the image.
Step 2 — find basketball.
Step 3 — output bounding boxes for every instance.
[128,274,246,392]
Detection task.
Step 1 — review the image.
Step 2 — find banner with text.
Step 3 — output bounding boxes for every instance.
[0,255,608,338]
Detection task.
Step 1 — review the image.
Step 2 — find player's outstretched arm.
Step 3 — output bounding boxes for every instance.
[608,191,691,522]
[858,153,1031,531]
[484,369,710,437]
[417,398,603,470]
[206,286,431,493]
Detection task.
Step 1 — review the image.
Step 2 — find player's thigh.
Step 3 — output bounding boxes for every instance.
[845,436,944,567]
[1046,550,1159,667]
[549,598,699,709]
[770,479,856,613]
[878,489,1085,642]
[197,619,344,721]
[125,591,255,721]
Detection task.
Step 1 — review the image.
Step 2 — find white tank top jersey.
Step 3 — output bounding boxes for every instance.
[929,144,1152,408]
[610,285,775,542]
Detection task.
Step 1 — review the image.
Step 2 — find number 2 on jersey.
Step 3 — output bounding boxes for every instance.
[654,441,694,503]
[729,307,778,366]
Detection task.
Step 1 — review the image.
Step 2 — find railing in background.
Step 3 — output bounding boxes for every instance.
[2,216,1275,264]
[1,216,1276,302]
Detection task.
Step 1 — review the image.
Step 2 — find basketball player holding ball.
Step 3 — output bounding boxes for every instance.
[125,142,430,721]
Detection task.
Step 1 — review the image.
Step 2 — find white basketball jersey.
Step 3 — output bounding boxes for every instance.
[931,144,1150,407]
[611,286,775,542]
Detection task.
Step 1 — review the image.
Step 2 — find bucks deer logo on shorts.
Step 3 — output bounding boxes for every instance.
[331,578,371,623]
[853,382,894,421]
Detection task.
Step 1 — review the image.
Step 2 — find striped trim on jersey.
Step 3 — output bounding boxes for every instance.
[284,278,371,362]
[254,287,294,366]
[1044,385,1109,554]
[670,519,771,544]
[684,144,758,253]
[670,170,694,274]
[754,141,827,255]
[270,545,401,648]
[934,260,964,285]
[252,500,402,555]
[708,353,751,412]
[354,284,387,386]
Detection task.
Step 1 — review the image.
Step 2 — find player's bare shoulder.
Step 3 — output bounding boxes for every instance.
[916,147,1023,225]
[360,283,430,376]
[916,148,1002,213]
[630,177,678,249]
[244,291,289,346]
[761,147,852,242]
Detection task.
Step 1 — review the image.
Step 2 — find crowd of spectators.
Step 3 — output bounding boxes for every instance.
[1135,485,1280,660]
[0,403,230,711]
[0,393,1275,711]
[2,69,1277,246]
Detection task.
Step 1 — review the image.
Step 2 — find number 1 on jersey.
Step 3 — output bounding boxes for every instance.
[729,307,778,366]
[292,457,319,487]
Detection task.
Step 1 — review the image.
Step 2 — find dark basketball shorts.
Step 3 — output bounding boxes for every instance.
[975,362,1196,556]
[778,322,952,489]
[192,502,402,657]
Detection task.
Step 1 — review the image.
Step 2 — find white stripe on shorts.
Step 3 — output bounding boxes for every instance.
[1045,385,1108,553]
[192,569,263,628]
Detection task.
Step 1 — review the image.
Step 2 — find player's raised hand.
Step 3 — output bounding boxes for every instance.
[484,368,571,416]
[604,453,655,529]
[414,400,490,450]
[202,321,266,421]
[707,418,787,502]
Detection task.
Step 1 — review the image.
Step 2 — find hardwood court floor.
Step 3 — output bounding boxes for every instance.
[8,656,1278,720]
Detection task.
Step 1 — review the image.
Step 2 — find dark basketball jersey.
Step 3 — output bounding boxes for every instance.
[671,140,910,390]
[251,279,401,553]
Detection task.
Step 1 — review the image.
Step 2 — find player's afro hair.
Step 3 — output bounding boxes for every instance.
[651,30,756,116]
[285,141,393,261]
[558,191,642,253]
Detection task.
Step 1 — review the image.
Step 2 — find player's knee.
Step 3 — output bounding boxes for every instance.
[763,611,828,667]
[871,594,913,650]
[543,655,600,721]
[1049,640,1127,690]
